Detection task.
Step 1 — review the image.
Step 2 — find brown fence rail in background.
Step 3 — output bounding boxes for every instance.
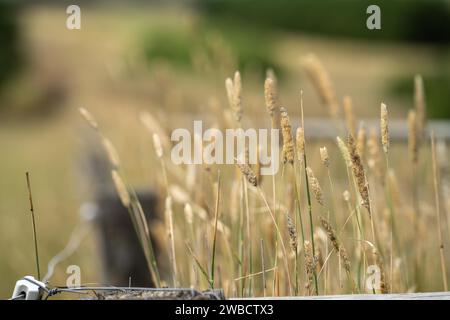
[167,115,450,141]
[244,291,450,300]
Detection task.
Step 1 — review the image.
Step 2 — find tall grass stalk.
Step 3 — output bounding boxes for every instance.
[300,91,319,295]
[258,188,293,295]
[408,110,422,287]
[381,103,396,292]
[431,132,448,291]
[153,133,169,195]
[264,77,279,296]
[165,196,178,286]
[243,177,253,295]
[79,107,161,287]
[186,241,211,288]
[260,239,266,296]
[292,152,305,294]
[210,171,221,288]
[238,179,245,296]
[320,146,335,293]
[294,128,306,293]
[294,198,304,295]
[25,172,41,281]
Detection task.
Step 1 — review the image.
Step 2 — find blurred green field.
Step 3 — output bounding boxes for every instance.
[0,4,449,298]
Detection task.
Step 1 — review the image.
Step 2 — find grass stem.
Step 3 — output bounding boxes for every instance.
[26,172,41,281]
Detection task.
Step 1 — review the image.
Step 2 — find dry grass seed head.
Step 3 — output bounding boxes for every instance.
[306,167,324,206]
[343,190,351,202]
[152,133,164,158]
[111,170,130,208]
[380,103,389,154]
[255,144,262,185]
[296,127,305,162]
[303,240,315,293]
[140,110,170,149]
[225,78,234,110]
[372,247,388,293]
[266,68,277,82]
[165,196,173,220]
[408,110,418,164]
[225,71,243,122]
[336,136,351,168]
[319,146,330,168]
[264,77,278,118]
[414,74,426,138]
[356,124,366,158]
[286,213,298,253]
[233,71,242,122]
[348,134,371,214]
[319,216,351,274]
[280,107,295,165]
[367,128,383,180]
[102,137,120,169]
[236,162,258,187]
[319,216,339,252]
[184,203,193,225]
[339,245,352,275]
[302,54,339,118]
[79,107,99,130]
[169,185,190,204]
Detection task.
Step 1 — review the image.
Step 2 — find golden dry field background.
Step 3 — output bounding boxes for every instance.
[0,3,449,299]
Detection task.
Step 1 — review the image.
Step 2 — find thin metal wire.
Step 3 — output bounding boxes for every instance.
[51,286,201,296]
[14,276,223,300]
[22,276,49,293]
[9,277,49,300]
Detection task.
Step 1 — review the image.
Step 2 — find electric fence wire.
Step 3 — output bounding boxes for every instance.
[10,276,222,300]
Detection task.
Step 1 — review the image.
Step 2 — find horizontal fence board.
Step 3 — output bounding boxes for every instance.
[296,119,450,142]
[237,292,450,300]
[167,114,450,141]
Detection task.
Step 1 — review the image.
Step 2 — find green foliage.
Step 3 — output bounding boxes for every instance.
[0,4,22,91]
[199,0,450,45]
[142,22,281,76]
[389,72,450,119]
[142,30,193,68]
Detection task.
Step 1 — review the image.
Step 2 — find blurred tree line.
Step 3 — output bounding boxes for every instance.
[198,0,450,45]
[144,0,450,118]
[1,0,449,117]
[0,3,22,92]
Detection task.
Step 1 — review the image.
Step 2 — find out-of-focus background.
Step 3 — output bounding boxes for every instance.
[0,0,449,298]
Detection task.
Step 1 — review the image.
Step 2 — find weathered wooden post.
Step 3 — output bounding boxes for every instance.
[92,190,164,287]
[80,141,167,287]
